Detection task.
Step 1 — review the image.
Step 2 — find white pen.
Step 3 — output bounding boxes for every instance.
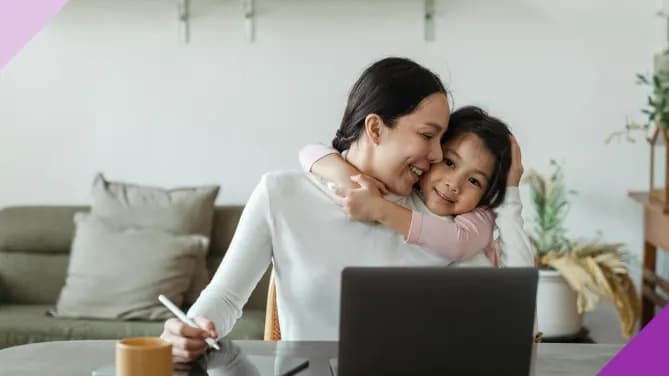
[158,294,221,351]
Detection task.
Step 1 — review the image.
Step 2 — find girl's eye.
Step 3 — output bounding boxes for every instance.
[444,158,454,167]
[469,178,481,188]
[422,133,434,140]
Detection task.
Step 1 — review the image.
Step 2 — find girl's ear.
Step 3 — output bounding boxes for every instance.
[363,114,384,146]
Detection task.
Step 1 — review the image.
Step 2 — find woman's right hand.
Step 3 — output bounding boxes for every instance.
[160,317,218,363]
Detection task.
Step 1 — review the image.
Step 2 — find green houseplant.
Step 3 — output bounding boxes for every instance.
[524,161,640,337]
[607,70,669,212]
[635,72,669,130]
[606,71,669,144]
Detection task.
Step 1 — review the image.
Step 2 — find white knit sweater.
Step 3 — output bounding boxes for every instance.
[188,171,534,340]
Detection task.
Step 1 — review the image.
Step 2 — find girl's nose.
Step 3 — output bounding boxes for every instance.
[445,181,459,194]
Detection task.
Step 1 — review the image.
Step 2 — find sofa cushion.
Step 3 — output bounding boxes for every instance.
[91,174,219,236]
[53,214,208,320]
[0,305,163,349]
[0,206,85,254]
[0,206,272,310]
[0,305,265,349]
[91,174,219,304]
[0,252,69,304]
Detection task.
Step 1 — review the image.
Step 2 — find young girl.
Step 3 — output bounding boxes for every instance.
[300,106,519,266]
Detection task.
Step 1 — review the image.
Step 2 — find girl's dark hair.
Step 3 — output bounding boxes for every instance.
[332,57,447,152]
[443,106,512,209]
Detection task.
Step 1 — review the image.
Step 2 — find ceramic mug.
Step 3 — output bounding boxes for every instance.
[116,337,172,376]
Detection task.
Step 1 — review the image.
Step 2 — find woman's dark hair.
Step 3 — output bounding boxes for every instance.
[332,57,447,152]
[442,106,512,209]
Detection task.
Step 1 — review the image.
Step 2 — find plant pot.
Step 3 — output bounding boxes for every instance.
[536,268,583,338]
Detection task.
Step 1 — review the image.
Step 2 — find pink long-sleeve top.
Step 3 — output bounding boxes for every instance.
[298,143,499,266]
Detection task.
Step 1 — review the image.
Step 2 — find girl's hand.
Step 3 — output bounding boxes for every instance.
[161,317,218,363]
[369,176,390,195]
[341,175,387,222]
[332,174,388,197]
[507,136,524,187]
[352,174,389,195]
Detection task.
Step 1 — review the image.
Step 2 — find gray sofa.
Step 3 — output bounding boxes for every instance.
[0,205,271,349]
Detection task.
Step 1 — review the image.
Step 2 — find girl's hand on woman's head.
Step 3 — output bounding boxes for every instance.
[161,317,218,363]
[340,175,387,222]
[507,136,524,187]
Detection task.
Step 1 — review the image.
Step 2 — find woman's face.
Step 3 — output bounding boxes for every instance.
[420,133,496,216]
[373,93,450,195]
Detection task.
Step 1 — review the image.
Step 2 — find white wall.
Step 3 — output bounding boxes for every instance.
[1,0,666,281]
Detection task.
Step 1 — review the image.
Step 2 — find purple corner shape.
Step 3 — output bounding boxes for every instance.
[598,305,669,375]
[0,0,70,69]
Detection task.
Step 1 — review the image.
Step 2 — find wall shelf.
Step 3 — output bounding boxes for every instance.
[177,0,190,43]
[425,0,435,42]
[244,0,256,42]
[176,0,436,44]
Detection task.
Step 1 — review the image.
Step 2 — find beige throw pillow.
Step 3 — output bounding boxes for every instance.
[91,173,219,304]
[53,213,208,320]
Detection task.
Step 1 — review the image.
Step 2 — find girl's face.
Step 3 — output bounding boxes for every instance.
[420,133,496,216]
[372,93,449,195]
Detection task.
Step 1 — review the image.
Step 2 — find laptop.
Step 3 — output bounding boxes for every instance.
[333,267,538,376]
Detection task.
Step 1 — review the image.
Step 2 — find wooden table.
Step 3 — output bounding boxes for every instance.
[629,191,669,327]
[0,340,623,376]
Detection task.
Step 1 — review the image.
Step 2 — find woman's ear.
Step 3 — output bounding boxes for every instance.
[364,114,384,145]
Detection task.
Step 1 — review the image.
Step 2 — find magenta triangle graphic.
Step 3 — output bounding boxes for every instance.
[598,305,669,375]
[0,0,70,69]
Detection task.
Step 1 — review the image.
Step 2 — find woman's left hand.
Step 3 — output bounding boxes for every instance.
[341,174,387,222]
[507,136,524,187]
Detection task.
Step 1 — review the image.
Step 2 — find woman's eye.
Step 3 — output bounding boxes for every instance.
[444,159,454,167]
[469,178,481,188]
[422,133,434,140]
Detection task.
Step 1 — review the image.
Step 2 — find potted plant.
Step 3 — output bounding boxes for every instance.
[607,71,669,212]
[606,70,669,143]
[524,161,640,338]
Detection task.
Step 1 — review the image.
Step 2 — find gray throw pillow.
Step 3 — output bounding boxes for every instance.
[53,213,208,320]
[91,173,219,304]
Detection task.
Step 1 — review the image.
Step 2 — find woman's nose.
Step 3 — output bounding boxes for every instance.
[427,140,443,164]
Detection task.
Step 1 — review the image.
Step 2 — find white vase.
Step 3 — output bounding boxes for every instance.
[536,269,583,338]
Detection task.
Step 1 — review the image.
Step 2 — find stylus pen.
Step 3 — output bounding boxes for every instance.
[158,294,221,351]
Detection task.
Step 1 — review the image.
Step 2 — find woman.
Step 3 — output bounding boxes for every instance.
[161,57,534,362]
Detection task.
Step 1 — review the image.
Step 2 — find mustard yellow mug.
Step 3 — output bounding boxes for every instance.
[115,337,172,376]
